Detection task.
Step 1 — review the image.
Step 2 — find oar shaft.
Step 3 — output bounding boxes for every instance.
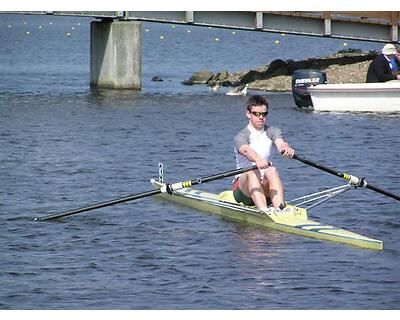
[34,189,161,221]
[293,154,345,179]
[293,153,400,202]
[35,165,258,221]
[189,165,258,186]
[366,183,400,201]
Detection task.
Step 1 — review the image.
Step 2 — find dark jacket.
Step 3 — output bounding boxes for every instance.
[366,54,397,83]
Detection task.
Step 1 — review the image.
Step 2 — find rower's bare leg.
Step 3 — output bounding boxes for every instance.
[263,166,285,208]
[238,170,267,209]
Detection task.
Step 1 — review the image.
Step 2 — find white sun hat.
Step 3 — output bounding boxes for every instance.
[381,43,398,55]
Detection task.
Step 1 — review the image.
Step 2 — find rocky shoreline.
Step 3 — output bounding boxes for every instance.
[183,49,378,92]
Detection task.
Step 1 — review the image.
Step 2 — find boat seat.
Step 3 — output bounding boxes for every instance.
[217,190,240,204]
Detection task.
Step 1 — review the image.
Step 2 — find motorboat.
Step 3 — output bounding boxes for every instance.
[292,69,400,112]
[307,81,400,112]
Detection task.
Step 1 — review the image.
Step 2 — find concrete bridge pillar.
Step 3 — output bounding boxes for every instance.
[90,20,141,89]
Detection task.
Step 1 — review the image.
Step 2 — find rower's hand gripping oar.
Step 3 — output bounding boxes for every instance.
[291,153,400,202]
[34,165,257,221]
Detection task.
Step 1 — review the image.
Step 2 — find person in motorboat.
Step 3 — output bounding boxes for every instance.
[391,51,400,75]
[233,95,294,213]
[366,43,400,82]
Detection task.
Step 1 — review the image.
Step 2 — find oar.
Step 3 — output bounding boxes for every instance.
[292,153,400,202]
[34,165,257,221]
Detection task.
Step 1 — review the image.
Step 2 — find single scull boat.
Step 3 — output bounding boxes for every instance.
[35,153,399,252]
[151,163,383,250]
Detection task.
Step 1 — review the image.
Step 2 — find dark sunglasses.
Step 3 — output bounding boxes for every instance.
[251,111,269,118]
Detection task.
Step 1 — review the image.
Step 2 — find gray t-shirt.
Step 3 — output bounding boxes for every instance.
[233,125,282,169]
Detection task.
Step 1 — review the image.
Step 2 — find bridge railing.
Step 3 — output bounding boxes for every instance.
[3,11,399,42]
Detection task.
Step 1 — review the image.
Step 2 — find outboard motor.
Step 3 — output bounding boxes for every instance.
[292,69,327,108]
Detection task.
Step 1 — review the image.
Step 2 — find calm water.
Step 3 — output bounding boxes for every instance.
[1,14,399,310]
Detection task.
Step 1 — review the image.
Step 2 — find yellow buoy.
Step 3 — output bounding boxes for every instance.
[26,31,30,35]
[274,40,280,44]
[145,28,149,32]
[232,31,236,35]
[160,35,165,40]
[343,42,348,46]
[66,32,71,37]
[281,33,285,36]
[215,37,220,41]
[187,29,191,33]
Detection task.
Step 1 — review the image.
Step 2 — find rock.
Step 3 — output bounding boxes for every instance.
[249,76,292,92]
[286,51,376,73]
[181,79,194,85]
[184,49,378,92]
[232,60,290,85]
[209,70,230,83]
[151,76,163,82]
[220,81,231,86]
[286,59,311,73]
[324,60,371,84]
[266,59,290,77]
[237,70,266,85]
[188,70,214,84]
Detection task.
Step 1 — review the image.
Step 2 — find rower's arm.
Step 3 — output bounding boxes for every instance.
[239,145,270,169]
[275,138,294,158]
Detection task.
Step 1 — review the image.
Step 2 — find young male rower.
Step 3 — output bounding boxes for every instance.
[233,95,294,212]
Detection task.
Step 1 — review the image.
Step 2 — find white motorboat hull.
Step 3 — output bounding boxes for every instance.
[307,81,400,112]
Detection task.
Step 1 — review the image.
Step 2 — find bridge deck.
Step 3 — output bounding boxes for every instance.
[3,11,400,43]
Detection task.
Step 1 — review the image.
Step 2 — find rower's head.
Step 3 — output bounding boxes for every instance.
[246,95,269,130]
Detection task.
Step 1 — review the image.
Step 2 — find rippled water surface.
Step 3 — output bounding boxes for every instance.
[1,14,400,309]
